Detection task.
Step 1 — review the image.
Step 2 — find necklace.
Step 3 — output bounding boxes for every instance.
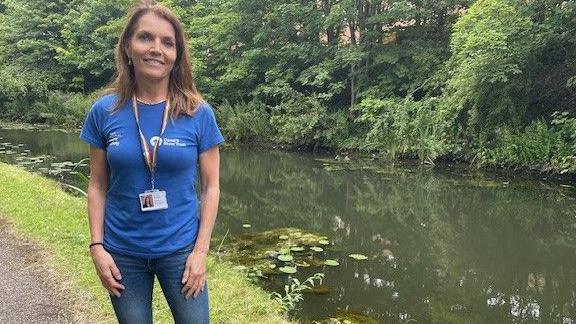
[136,97,167,105]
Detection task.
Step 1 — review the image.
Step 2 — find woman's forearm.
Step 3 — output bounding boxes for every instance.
[87,146,109,244]
[87,181,107,243]
[194,186,220,254]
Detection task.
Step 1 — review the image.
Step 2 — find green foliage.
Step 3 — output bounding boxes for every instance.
[488,120,574,172]
[269,95,327,147]
[0,0,70,99]
[0,0,574,171]
[57,0,132,90]
[445,0,576,145]
[445,0,536,138]
[215,100,272,143]
[1,91,95,127]
[354,96,452,163]
[268,94,350,149]
[551,112,576,148]
[271,272,324,312]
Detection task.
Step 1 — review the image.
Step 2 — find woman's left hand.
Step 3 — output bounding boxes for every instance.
[181,250,207,299]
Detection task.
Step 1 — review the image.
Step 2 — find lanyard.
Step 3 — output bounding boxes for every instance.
[132,96,170,190]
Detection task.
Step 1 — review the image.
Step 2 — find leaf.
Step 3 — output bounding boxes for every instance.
[290,246,305,252]
[348,254,369,260]
[279,266,297,274]
[279,235,289,240]
[278,254,294,262]
[242,224,251,228]
[324,259,339,266]
[310,246,324,252]
[318,239,330,245]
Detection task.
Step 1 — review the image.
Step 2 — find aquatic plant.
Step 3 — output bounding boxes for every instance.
[219,227,333,276]
[278,266,297,274]
[324,259,340,266]
[272,272,325,312]
[348,254,368,261]
[60,158,90,197]
[278,254,294,262]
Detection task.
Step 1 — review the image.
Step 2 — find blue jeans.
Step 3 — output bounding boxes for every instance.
[108,246,210,324]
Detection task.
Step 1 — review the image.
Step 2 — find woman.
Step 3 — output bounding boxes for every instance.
[80,1,224,323]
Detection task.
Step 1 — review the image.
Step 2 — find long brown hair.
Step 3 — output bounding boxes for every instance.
[106,0,203,117]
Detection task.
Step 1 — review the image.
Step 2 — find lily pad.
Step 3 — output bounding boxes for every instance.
[348,254,368,260]
[242,224,251,228]
[318,239,330,245]
[279,235,289,240]
[324,259,339,266]
[278,266,297,274]
[310,246,324,252]
[295,261,310,267]
[278,254,293,262]
[218,227,331,276]
[290,246,305,252]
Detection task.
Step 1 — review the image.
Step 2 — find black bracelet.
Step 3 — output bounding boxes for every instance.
[89,242,104,249]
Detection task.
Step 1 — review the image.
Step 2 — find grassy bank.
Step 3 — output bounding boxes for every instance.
[0,162,290,324]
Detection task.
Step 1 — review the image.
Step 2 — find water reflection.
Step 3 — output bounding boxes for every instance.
[219,149,576,323]
[2,128,576,323]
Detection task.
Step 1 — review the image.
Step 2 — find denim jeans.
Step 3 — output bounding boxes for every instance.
[108,246,210,324]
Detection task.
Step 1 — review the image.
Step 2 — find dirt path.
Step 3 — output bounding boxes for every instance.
[0,218,72,323]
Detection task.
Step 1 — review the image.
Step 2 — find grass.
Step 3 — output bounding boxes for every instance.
[0,162,291,324]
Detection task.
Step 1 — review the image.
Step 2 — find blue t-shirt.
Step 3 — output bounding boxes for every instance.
[80,94,224,258]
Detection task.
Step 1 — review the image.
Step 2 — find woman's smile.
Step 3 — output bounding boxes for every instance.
[143,58,165,66]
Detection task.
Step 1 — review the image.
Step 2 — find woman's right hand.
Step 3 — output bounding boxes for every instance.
[90,246,125,297]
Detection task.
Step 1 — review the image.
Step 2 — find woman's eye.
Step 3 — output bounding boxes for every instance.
[163,40,175,48]
[139,33,152,41]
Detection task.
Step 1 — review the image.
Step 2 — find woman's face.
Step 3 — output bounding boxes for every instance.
[127,13,177,85]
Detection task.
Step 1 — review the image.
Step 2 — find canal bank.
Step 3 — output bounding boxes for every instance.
[0,162,290,324]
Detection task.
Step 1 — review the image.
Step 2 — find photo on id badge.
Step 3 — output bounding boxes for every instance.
[139,190,168,211]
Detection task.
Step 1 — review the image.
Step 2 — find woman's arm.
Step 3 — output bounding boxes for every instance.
[87,145,108,243]
[182,145,220,299]
[87,145,125,297]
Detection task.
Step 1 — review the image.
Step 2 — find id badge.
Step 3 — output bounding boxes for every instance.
[139,189,168,211]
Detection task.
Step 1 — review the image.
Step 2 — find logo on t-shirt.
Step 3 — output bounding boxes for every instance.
[108,132,122,146]
[150,136,163,146]
[148,137,187,147]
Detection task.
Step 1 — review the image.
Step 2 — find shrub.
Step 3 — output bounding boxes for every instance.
[215,100,272,143]
[353,96,452,163]
[269,94,327,147]
[489,120,573,171]
[1,91,95,127]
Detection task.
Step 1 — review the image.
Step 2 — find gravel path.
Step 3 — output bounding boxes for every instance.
[0,218,72,324]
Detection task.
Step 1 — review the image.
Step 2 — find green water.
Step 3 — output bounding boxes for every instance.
[1,127,576,323]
